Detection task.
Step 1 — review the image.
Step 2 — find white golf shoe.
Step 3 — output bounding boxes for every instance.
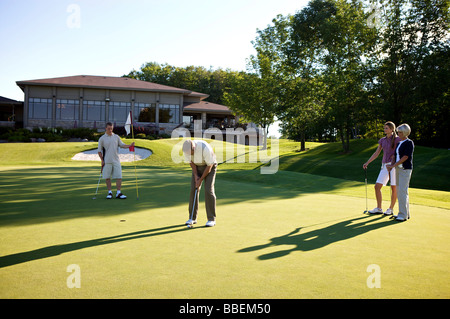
[116,192,127,199]
[205,220,216,227]
[185,219,197,226]
[368,207,383,214]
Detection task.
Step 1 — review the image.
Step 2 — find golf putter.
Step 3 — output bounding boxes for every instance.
[187,188,198,228]
[387,185,392,217]
[92,170,102,200]
[363,168,368,214]
[93,165,104,200]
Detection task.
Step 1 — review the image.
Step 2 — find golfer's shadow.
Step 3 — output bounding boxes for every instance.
[0,224,194,269]
[238,215,394,260]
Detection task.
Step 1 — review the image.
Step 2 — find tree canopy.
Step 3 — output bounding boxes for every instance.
[124,0,449,150]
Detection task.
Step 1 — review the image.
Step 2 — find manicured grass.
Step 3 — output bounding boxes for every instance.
[2,138,448,191]
[0,139,449,298]
[0,139,180,167]
[277,139,450,191]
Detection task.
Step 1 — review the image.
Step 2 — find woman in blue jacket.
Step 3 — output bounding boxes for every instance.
[387,124,414,221]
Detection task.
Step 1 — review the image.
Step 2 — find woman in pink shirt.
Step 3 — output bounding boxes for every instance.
[363,121,401,215]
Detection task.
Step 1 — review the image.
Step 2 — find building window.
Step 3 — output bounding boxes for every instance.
[137,102,156,122]
[159,104,180,123]
[56,99,80,120]
[28,98,52,119]
[183,115,193,128]
[109,102,131,123]
[83,100,105,121]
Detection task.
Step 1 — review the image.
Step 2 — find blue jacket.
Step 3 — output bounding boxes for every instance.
[395,139,414,169]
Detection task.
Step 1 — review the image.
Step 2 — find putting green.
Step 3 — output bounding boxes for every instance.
[0,166,449,298]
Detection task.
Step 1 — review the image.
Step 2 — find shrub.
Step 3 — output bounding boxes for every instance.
[62,128,96,140]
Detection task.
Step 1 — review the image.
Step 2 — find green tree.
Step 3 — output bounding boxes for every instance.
[374,0,449,147]
[288,0,377,152]
[223,17,287,150]
[126,62,174,85]
[125,62,239,105]
[249,14,323,151]
[223,66,277,149]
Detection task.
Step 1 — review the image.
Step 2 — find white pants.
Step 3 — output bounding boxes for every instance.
[376,163,396,186]
[396,168,412,219]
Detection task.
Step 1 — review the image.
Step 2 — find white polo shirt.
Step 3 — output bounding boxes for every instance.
[98,133,125,164]
[185,140,217,166]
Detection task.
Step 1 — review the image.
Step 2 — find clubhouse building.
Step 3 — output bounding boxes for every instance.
[15,75,239,134]
[0,96,23,128]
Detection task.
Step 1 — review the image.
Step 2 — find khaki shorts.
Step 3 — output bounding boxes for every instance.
[103,162,122,179]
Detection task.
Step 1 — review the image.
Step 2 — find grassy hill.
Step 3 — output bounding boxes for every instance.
[1,138,448,192]
[276,139,450,192]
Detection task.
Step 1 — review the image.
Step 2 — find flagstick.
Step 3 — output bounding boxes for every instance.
[130,111,139,200]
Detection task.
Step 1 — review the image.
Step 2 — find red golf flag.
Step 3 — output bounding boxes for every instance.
[129,144,135,152]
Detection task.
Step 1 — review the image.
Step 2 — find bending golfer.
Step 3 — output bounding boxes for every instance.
[97,122,134,199]
[183,139,217,227]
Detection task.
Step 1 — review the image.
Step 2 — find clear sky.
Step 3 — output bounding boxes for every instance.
[0,0,309,136]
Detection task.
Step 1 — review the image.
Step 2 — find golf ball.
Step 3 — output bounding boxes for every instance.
[187,224,193,229]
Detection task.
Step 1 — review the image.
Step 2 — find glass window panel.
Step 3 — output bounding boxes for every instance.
[56,99,79,120]
[158,104,179,123]
[109,101,130,123]
[138,103,156,122]
[83,100,105,121]
[28,97,52,119]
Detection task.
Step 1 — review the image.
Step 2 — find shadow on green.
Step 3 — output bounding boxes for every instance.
[0,165,362,226]
[0,166,190,226]
[238,215,397,260]
[0,214,398,268]
[0,224,199,268]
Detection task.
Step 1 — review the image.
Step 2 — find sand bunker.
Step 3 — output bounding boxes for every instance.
[72,147,152,162]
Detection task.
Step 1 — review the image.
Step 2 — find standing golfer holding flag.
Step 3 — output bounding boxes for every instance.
[98,122,134,199]
[183,139,217,227]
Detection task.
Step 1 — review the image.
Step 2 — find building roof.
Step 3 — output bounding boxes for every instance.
[16,75,209,98]
[0,96,22,105]
[183,101,233,115]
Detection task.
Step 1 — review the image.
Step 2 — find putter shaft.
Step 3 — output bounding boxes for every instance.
[93,170,102,199]
[188,188,198,225]
[363,168,368,213]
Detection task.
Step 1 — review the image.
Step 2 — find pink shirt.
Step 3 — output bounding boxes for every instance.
[378,136,401,163]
